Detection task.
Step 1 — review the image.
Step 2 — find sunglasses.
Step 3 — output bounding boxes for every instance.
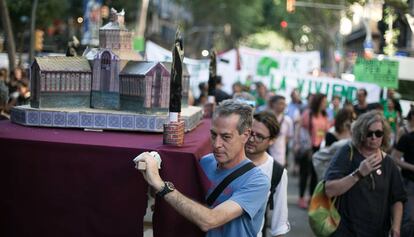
[366,130,384,138]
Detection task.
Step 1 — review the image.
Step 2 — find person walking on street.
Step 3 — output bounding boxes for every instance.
[268,95,294,167]
[325,111,406,237]
[384,98,401,146]
[137,99,270,237]
[245,110,290,237]
[391,108,414,237]
[324,108,354,147]
[295,93,330,208]
[353,88,375,117]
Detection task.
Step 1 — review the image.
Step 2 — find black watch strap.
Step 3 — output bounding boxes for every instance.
[156,181,175,198]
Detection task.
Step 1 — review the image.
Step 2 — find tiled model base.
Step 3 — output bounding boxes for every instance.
[163,120,185,146]
[11,105,202,133]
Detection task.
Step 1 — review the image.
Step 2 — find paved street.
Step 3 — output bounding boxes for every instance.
[285,171,315,237]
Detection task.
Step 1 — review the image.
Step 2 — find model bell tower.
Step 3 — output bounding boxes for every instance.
[163,30,185,146]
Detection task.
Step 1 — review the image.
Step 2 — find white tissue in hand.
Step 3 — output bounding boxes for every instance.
[148,151,162,169]
[133,151,162,169]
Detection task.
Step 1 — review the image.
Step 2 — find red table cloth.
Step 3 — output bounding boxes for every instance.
[0,119,212,237]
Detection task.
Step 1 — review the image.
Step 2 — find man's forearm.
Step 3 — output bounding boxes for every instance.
[163,189,242,232]
[139,153,242,232]
[163,189,213,231]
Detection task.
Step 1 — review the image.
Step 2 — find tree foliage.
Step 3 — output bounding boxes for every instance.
[177,0,263,50]
[1,0,409,59]
[174,0,407,54]
[240,29,292,51]
[172,0,351,54]
[6,0,70,32]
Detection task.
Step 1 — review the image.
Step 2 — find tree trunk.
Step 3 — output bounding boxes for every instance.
[0,0,17,72]
[136,0,149,37]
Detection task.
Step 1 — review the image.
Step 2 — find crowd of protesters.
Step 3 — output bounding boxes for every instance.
[0,66,30,120]
[2,66,414,236]
[194,77,414,236]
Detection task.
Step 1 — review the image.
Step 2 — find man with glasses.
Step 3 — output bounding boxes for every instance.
[245,110,290,237]
[137,99,269,237]
[324,111,406,237]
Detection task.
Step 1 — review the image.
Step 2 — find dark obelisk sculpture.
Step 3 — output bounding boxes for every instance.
[203,50,217,118]
[163,30,185,146]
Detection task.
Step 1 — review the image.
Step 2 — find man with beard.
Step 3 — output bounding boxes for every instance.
[245,110,290,237]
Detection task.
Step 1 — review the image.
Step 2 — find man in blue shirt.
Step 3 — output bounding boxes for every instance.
[138,99,269,236]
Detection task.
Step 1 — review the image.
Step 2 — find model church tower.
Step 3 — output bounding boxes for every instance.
[98,9,141,62]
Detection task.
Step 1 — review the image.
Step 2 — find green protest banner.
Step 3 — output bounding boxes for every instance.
[354,58,399,89]
[268,72,381,104]
[257,56,279,76]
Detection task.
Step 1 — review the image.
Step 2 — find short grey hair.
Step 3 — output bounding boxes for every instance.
[213,99,253,134]
[351,110,391,150]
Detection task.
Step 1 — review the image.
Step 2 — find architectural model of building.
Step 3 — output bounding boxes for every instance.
[10,8,201,132]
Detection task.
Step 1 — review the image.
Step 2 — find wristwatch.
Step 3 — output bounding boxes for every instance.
[156,181,175,198]
[351,169,364,180]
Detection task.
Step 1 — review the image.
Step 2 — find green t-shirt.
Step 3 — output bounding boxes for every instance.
[384,109,397,133]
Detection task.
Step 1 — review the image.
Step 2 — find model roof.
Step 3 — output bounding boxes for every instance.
[120,61,163,75]
[100,21,127,31]
[34,56,91,72]
[83,47,100,60]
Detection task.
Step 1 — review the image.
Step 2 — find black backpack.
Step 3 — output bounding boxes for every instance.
[262,160,284,237]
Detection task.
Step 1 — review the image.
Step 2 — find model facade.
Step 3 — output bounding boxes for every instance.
[11,8,201,132]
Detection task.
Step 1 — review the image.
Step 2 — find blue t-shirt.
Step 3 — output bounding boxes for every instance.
[200,154,270,237]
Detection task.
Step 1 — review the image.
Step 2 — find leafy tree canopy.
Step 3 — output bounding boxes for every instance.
[240,29,292,51]
[6,0,70,31]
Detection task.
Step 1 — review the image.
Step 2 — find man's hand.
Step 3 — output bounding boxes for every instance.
[137,152,164,192]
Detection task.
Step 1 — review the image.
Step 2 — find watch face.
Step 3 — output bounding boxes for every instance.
[165,181,175,191]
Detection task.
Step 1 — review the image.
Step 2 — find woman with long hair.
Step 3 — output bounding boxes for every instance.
[295,93,330,208]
